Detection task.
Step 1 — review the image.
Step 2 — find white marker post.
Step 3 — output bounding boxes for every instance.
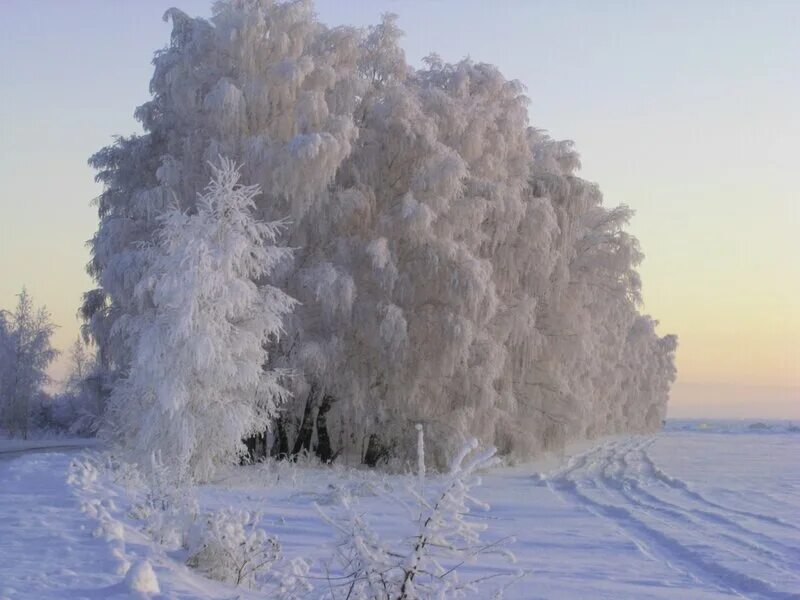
[416,423,425,494]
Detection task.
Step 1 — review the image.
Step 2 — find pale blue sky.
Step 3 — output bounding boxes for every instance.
[1,1,798,416]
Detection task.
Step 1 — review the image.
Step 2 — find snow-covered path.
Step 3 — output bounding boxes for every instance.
[545,437,800,599]
[0,450,121,599]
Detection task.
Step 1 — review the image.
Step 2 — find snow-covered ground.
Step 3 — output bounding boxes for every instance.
[1,421,798,599]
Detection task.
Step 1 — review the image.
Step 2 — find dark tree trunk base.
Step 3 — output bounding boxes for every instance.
[244,386,342,464]
[291,385,318,457]
[314,394,335,463]
[270,415,289,459]
[242,431,267,463]
[364,433,390,467]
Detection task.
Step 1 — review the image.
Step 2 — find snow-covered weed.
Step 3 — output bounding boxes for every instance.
[186,507,312,597]
[125,452,199,548]
[95,452,312,597]
[67,455,100,489]
[317,437,520,599]
[186,507,277,587]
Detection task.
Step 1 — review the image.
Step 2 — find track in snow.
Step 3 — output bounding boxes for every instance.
[545,437,800,600]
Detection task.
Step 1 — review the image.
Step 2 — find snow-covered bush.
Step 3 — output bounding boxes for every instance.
[84,0,677,466]
[130,452,199,548]
[67,455,102,490]
[101,159,295,481]
[186,508,278,587]
[318,437,518,599]
[182,505,312,597]
[103,451,312,597]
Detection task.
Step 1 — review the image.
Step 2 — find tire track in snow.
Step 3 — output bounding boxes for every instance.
[607,441,800,583]
[638,443,800,534]
[545,437,800,600]
[620,442,800,567]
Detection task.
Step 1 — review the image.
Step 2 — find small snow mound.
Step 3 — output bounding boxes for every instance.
[124,560,160,594]
[112,547,131,576]
[105,520,125,541]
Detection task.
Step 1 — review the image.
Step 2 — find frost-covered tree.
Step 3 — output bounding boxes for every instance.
[85,0,676,467]
[0,310,11,372]
[66,336,91,393]
[0,288,58,438]
[102,159,295,481]
[0,311,13,428]
[47,336,106,435]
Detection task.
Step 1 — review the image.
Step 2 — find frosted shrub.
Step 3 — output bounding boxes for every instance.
[186,507,312,597]
[103,452,311,597]
[126,452,199,548]
[318,438,518,599]
[187,508,278,587]
[67,455,101,490]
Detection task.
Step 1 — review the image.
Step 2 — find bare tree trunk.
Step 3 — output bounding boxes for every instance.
[314,393,335,463]
[363,433,390,467]
[291,384,318,457]
[242,431,267,463]
[270,415,289,459]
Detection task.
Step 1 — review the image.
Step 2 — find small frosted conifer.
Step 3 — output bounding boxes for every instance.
[103,159,294,481]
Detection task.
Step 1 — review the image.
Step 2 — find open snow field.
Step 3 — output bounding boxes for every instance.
[1,421,798,599]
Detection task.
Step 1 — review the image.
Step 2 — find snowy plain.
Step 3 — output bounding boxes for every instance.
[1,421,798,600]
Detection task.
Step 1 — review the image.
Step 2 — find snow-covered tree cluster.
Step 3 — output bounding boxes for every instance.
[0,289,59,438]
[0,289,104,437]
[84,0,676,469]
[56,336,106,435]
